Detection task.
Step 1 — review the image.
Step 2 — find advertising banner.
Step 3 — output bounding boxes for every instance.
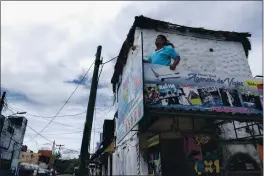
[143,63,263,114]
[116,30,144,143]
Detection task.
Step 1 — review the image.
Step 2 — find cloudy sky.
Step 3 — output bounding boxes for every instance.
[1,1,262,155]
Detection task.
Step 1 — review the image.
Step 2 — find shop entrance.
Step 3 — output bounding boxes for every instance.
[160,137,188,176]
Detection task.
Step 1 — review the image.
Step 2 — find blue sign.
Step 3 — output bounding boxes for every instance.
[143,63,263,115]
[117,33,144,143]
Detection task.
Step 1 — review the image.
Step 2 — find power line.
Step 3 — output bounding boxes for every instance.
[29,61,95,141]
[8,102,111,119]
[7,106,82,130]
[9,104,86,118]
[41,131,83,135]
[102,56,117,65]
[26,125,78,153]
[26,125,53,143]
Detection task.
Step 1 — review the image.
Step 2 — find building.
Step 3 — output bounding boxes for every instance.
[90,119,115,176]
[38,149,54,169]
[0,115,28,172]
[20,151,40,165]
[108,16,263,176]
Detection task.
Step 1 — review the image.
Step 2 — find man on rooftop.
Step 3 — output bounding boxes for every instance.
[146,35,181,70]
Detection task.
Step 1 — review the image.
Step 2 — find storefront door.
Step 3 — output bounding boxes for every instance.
[160,138,188,176]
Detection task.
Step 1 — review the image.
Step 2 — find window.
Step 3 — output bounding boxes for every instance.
[7,126,14,135]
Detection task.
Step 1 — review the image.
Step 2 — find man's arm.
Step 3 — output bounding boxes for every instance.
[170,56,181,70]
[143,55,152,63]
[167,46,180,70]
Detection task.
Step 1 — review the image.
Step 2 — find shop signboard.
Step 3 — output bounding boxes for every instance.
[116,30,144,143]
[143,63,263,115]
[148,134,160,148]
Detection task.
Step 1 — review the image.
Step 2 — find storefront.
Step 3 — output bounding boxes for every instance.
[90,119,115,176]
[111,16,263,176]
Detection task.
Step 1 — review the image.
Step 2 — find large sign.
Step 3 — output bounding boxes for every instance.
[143,63,263,115]
[116,30,144,143]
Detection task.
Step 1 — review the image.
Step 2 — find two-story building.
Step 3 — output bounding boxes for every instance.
[0,115,28,173]
[109,16,263,176]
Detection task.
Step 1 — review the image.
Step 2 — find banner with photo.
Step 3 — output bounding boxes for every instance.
[143,63,263,114]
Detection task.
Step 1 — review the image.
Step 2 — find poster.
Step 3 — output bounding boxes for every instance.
[117,30,144,143]
[143,63,263,115]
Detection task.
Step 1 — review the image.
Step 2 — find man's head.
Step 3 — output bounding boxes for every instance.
[155,35,167,48]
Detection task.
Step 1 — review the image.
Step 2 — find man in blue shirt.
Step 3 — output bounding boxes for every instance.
[146,35,181,70]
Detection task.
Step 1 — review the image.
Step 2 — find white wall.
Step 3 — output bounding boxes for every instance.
[113,127,148,175]
[142,29,252,77]
[0,116,27,171]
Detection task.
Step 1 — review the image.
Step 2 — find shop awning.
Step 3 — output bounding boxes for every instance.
[90,139,115,162]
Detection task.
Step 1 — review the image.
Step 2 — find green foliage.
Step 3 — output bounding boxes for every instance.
[54,159,79,174]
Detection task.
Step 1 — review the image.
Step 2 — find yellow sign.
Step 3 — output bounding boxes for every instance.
[148,134,159,148]
[195,134,210,145]
[244,80,262,89]
[104,141,115,153]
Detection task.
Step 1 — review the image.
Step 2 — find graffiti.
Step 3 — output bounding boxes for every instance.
[195,134,211,145]
[148,151,162,176]
[194,159,220,175]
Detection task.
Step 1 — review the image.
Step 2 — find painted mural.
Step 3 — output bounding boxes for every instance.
[148,151,162,176]
[185,135,220,176]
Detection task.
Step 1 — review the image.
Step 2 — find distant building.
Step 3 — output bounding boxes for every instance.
[0,115,27,172]
[20,151,40,165]
[38,150,54,169]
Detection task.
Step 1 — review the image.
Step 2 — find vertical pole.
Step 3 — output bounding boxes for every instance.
[0,92,6,169]
[79,46,102,176]
[0,92,6,114]
[110,154,112,176]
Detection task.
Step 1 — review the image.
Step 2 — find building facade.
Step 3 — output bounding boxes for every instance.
[20,151,40,165]
[108,16,263,176]
[0,115,28,172]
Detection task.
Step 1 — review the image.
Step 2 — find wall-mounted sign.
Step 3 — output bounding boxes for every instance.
[143,63,263,115]
[104,141,115,153]
[148,134,160,148]
[195,134,210,145]
[116,30,144,143]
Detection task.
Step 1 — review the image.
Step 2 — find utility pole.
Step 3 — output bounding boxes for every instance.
[0,91,6,168]
[0,91,6,114]
[56,144,65,151]
[55,144,64,158]
[79,46,102,176]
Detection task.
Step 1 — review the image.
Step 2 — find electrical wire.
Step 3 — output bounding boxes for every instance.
[28,60,95,141]
[102,56,118,65]
[41,131,83,135]
[26,125,53,143]
[25,125,79,152]
[8,102,110,119]
[7,106,82,130]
